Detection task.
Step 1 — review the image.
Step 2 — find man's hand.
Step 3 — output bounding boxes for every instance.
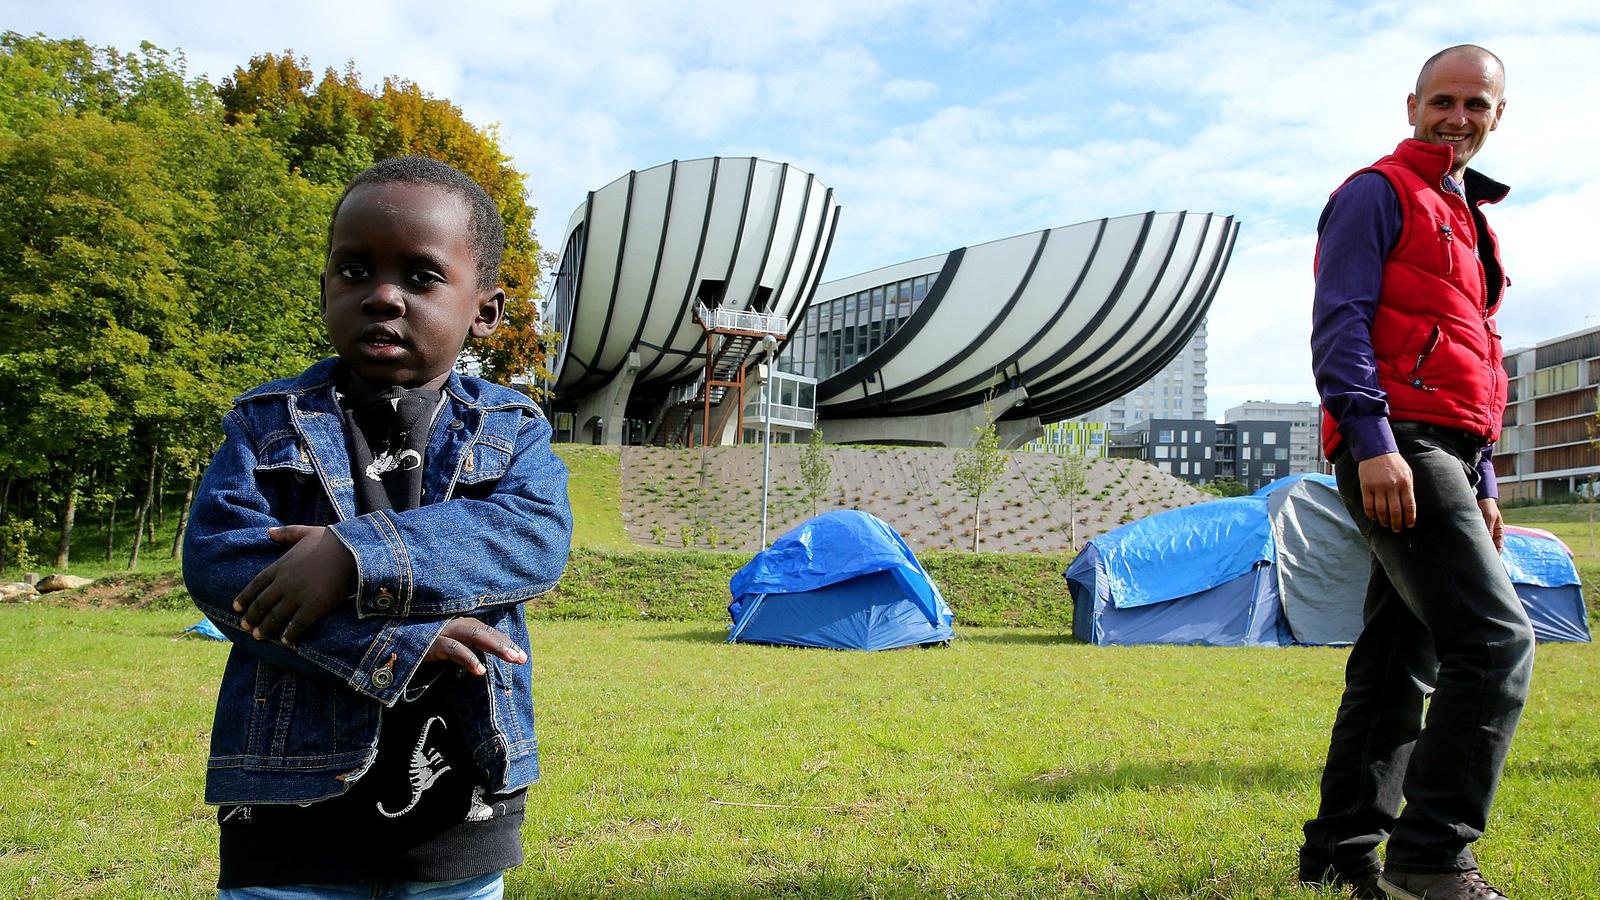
[1479,497,1505,553]
[425,618,528,676]
[1358,452,1416,532]
[234,525,356,646]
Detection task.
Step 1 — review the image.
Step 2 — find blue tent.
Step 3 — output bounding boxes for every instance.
[728,510,954,650]
[1501,526,1592,644]
[184,618,227,640]
[1066,473,1590,646]
[1065,495,1291,647]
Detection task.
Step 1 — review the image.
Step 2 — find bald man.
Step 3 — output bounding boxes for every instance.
[1302,45,1532,900]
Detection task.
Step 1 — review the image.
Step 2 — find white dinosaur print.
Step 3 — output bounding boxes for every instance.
[376,715,452,819]
[365,448,422,481]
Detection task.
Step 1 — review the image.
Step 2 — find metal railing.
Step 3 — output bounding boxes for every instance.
[696,302,788,335]
[743,401,816,428]
[668,374,704,407]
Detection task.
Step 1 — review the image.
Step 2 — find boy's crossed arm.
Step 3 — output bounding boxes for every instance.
[232,523,523,675]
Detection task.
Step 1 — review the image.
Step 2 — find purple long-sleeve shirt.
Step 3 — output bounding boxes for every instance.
[1310,172,1498,500]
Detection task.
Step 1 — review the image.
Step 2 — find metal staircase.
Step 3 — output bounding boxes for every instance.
[650,303,788,446]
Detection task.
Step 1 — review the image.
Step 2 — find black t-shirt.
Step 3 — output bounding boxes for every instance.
[217,381,526,888]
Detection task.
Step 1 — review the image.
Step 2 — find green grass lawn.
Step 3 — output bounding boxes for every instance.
[2,608,1596,899]
[554,445,634,553]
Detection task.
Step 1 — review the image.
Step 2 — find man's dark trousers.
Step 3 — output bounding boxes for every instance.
[1300,423,1534,880]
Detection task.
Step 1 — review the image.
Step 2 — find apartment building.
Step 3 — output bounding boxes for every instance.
[1495,324,1600,501]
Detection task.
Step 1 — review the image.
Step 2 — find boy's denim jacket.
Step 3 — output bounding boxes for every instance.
[183,358,571,806]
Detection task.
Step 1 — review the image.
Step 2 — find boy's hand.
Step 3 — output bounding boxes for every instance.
[234,525,356,646]
[425,618,528,676]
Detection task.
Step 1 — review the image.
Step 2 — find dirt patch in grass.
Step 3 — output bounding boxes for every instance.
[33,572,190,610]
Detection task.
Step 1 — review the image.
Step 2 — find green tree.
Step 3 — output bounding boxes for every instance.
[0,35,555,568]
[800,427,831,517]
[0,32,203,138]
[1048,452,1090,550]
[1201,476,1249,498]
[0,35,332,568]
[218,52,553,390]
[952,409,1007,553]
[0,113,192,566]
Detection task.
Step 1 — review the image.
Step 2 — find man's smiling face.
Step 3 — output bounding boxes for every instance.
[1407,50,1505,176]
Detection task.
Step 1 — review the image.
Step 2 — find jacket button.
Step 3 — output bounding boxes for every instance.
[374,591,392,609]
[449,420,464,430]
[371,668,394,688]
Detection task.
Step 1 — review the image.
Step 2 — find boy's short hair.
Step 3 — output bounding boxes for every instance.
[329,156,506,290]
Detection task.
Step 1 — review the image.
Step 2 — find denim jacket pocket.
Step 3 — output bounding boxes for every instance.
[454,408,522,487]
[455,440,512,486]
[253,429,317,476]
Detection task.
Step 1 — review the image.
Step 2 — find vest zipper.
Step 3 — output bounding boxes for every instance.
[1439,223,1454,275]
[1409,325,1440,391]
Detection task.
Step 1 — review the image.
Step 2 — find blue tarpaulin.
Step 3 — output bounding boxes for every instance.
[183,619,227,640]
[1067,473,1590,647]
[1092,497,1274,609]
[1501,529,1582,588]
[1500,527,1589,643]
[728,510,954,651]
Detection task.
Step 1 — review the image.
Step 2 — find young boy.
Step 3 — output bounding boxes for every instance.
[183,156,571,899]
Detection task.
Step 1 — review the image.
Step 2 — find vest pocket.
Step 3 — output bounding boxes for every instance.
[1408,324,1441,392]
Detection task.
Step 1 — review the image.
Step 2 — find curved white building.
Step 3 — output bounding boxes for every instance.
[787,211,1239,447]
[546,157,1240,448]
[546,157,839,444]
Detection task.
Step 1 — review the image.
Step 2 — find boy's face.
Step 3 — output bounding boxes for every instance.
[321,181,504,392]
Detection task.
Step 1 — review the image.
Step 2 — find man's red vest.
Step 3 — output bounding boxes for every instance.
[1320,139,1510,458]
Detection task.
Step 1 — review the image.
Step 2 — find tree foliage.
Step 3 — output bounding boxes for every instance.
[1201,476,1249,498]
[217,52,555,387]
[1048,452,1090,550]
[800,427,832,517]
[0,33,551,570]
[952,407,1007,553]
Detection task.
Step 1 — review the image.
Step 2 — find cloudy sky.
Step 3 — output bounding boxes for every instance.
[7,0,1598,418]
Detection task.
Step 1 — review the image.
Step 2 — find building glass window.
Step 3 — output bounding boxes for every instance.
[1155,446,1169,459]
[1158,430,1174,442]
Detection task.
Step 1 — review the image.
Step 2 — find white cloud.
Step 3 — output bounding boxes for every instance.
[883,78,938,101]
[659,68,761,139]
[1203,234,1319,415]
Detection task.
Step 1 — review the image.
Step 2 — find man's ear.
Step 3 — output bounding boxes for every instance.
[1489,97,1505,131]
[1406,92,1419,127]
[470,288,506,338]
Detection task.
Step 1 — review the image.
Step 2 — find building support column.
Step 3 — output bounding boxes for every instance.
[574,352,641,445]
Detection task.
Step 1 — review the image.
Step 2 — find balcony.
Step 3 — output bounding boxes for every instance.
[696,302,788,335]
[744,401,817,429]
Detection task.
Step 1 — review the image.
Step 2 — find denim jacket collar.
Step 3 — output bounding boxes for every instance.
[237,359,536,525]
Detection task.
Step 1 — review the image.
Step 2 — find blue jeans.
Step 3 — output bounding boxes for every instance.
[1301,424,1534,878]
[218,871,503,900]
